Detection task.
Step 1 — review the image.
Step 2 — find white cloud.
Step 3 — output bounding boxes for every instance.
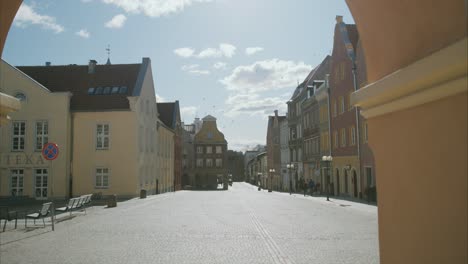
[220,59,312,93]
[228,139,265,152]
[105,14,127,28]
[224,93,287,118]
[75,29,90,38]
[197,43,236,58]
[156,94,165,102]
[14,3,64,33]
[181,64,210,75]
[174,43,237,59]
[180,106,198,121]
[245,47,264,56]
[213,62,227,70]
[174,47,195,58]
[102,0,212,17]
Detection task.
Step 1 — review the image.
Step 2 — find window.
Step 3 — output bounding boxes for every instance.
[35,169,48,198]
[196,159,203,168]
[206,159,213,167]
[197,146,203,154]
[12,121,26,151]
[103,87,111,94]
[10,169,24,196]
[96,124,110,149]
[111,87,119,94]
[95,87,103,95]
[334,131,338,148]
[350,126,356,146]
[339,96,345,114]
[119,86,128,94]
[216,158,222,167]
[341,128,346,147]
[35,121,48,151]
[216,146,222,154]
[87,88,95,94]
[340,62,345,80]
[206,146,212,154]
[95,168,109,188]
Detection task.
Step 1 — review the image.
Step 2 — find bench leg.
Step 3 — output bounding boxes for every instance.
[14,218,17,229]
[25,218,27,228]
[42,218,45,228]
[2,220,6,232]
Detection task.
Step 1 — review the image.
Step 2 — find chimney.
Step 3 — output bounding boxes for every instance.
[336,15,343,23]
[45,62,51,66]
[88,60,97,74]
[274,110,278,117]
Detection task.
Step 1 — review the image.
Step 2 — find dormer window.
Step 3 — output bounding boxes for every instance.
[88,88,95,95]
[119,86,128,94]
[111,87,119,94]
[103,87,111,95]
[95,87,103,95]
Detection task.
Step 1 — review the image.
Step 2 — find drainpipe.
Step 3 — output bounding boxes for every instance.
[352,62,362,197]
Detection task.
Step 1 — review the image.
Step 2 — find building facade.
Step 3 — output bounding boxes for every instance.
[156,119,174,193]
[226,150,244,182]
[193,115,227,189]
[279,116,290,191]
[0,59,71,199]
[315,76,332,193]
[17,58,160,199]
[157,101,182,191]
[266,110,285,191]
[329,16,361,198]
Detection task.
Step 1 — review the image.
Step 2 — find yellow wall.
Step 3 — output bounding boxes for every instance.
[157,123,174,193]
[371,92,467,263]
[331,155,360,197]
[72,111,138,197]
[0,60,71,199]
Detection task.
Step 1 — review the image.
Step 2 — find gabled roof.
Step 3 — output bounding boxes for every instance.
[17,58,150,111]
[157,101,180,130]
[290,55,331,101]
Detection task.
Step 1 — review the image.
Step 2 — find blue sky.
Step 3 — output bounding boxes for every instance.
[4,0,354,151]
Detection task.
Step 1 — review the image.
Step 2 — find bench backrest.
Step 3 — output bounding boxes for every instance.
[67,198,77,208]
[83,194,92,204]
[40,202,52,216]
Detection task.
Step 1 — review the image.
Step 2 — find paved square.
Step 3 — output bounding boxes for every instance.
[0,183,379,264]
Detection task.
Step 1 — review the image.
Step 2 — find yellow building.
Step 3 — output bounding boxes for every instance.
[0,59,71,199]
[16,58,160,199]
[156,119,174,193]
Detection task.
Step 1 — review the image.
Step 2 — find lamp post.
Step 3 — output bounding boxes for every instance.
[287,163,295,195]
[322,156,333,201]
[268,169,275,192]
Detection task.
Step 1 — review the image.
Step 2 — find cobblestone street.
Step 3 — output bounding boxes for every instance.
[0,183,379,264]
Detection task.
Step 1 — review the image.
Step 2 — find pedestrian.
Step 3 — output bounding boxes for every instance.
[303,178,307,197]
[309,179,315,196]
[289,179,293,195]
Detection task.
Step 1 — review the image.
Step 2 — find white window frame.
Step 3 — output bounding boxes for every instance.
[96,123,110,150]
[34,168,48,199]
[206,146,212,154]
[12,121,26,151]
[35,121,48,151]
[216,146,222,154]
[351,126,356,146]
[95,168,109,189]
[10,169,24,196]
[215,158,222,168]
[341,128,346,147]
[197,146,203,154]
[196,159,203,168]
[206,159,213,167]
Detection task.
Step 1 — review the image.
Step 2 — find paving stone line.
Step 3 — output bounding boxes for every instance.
[247,207,294,264]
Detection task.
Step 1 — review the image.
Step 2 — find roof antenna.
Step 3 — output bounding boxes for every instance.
[106,45,111,65]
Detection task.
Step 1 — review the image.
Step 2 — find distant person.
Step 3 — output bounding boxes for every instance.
[309,179,315,196]
[289,179,293,195]
[303,178,307,196]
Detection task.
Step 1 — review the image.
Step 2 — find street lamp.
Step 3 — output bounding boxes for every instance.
[322,156,333,201]
[268,169,275,192]
[286,163,295,195]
